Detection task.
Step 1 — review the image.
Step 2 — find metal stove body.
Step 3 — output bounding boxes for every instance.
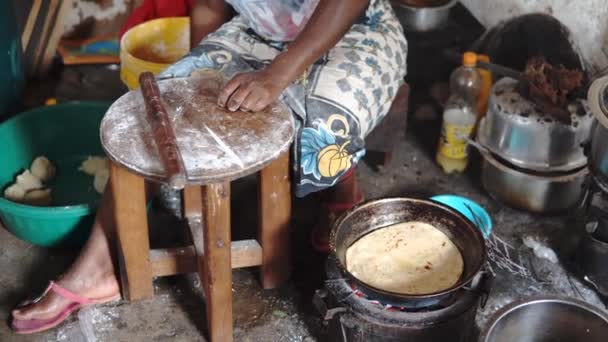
[315,256,488,342]
[579,75,608,300]
[579,175,608,300]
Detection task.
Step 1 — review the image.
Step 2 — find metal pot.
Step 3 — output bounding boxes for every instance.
[391,0,457,32]
[479,149,588,213]
[588,75,608,188]
[329,198,486,307]
[478,78,594,172]
[479,297,608,342]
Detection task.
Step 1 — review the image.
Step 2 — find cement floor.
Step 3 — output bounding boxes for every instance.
[1,109,604,341]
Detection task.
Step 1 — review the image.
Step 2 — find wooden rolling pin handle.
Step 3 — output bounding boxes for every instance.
[139,72,187,189]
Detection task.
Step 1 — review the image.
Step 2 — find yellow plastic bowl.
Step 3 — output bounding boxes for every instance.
[120,17,190,89]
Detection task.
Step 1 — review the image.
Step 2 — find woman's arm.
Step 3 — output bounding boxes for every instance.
[190,0,232,47]
[218,0,370,112]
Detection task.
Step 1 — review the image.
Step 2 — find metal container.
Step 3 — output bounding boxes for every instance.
[330,197,486,307]
[480,149,588,213]
[478,77,595,172]
[581,220,608,298]
[480,297,608,342]
[314,255,490,342]
[392,0,457,32]
[588,75,608,188]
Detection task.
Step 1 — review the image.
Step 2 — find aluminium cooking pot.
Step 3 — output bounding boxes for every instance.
[478,78,594,173]
[479,148,588,213]
[479,297,608,342]
[391,0,457,32]
[329,197,486,307]
[588,75,608,188]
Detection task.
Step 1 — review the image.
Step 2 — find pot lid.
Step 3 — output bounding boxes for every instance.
[588,75,608,129]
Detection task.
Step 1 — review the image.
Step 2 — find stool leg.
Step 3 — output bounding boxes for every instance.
[110,162,154,300]
[201,183,233,342]
[183,185,203,219]
[258,152,292,289]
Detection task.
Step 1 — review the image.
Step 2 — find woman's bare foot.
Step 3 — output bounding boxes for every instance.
[12,189,120,324]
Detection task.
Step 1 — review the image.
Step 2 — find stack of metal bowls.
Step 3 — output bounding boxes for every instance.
[476,77,594,213]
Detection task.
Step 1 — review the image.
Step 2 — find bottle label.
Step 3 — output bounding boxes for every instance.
[438,123,474,159]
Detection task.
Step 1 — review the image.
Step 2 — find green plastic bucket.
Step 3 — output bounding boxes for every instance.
[0,102,109,247]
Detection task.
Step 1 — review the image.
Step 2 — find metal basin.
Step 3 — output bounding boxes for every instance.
[329,197,486,307]
[392,0,457,32]
[480,297,608,342]
[480,149,588,213]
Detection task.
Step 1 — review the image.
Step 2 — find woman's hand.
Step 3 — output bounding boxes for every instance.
[218,67,292,112]
[217,0,369,112]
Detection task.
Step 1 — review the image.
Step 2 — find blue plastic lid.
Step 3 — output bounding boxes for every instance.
[431,194,493,239]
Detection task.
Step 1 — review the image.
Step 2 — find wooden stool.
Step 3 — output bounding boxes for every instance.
[100,76,295,342]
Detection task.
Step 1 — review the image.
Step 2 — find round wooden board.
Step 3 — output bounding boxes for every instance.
[101,73,295,185]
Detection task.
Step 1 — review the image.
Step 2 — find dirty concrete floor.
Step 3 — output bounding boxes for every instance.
[1,110,604,341]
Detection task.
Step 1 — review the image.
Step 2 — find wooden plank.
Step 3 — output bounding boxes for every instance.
[230,240,263,269]
[201,183,233,342]
[39,0,71,76]
[183,185,203,219]
[150,247,197,277]
[110,162,154,301]
[258,152,292,289]
[149,240,263,276]
[21,0,42,52]
[31,0,59,76]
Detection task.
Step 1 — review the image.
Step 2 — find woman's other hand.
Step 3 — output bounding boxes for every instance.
[218,68,291,112]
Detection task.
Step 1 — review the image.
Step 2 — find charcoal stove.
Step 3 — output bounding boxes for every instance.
[315,198,491,342]
[314,256,489,342]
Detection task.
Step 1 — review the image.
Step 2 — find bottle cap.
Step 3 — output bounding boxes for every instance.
[463,52,477,67]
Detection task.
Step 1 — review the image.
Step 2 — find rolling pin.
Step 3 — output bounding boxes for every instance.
[139,72,187,189]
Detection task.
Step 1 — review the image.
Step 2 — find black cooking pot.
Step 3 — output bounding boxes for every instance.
[329,197,486,307]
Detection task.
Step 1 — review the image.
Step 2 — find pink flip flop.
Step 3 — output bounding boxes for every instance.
[11,281,121,334]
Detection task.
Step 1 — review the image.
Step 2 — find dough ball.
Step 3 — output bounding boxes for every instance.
[93,169,110,194]
[79,156,108,176]
[3,184,26,202]
[23,188,52,206]
[16,170,43,192]
[30,156,56,182]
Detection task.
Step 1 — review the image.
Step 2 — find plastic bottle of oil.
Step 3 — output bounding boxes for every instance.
[436,52,482,173]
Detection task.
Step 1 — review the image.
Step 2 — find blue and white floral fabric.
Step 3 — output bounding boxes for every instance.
[159,0,407,197]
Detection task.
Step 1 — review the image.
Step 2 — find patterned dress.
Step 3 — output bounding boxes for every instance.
[159,0,408,197]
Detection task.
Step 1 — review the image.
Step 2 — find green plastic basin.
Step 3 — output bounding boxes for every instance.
[0,102,109,247]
